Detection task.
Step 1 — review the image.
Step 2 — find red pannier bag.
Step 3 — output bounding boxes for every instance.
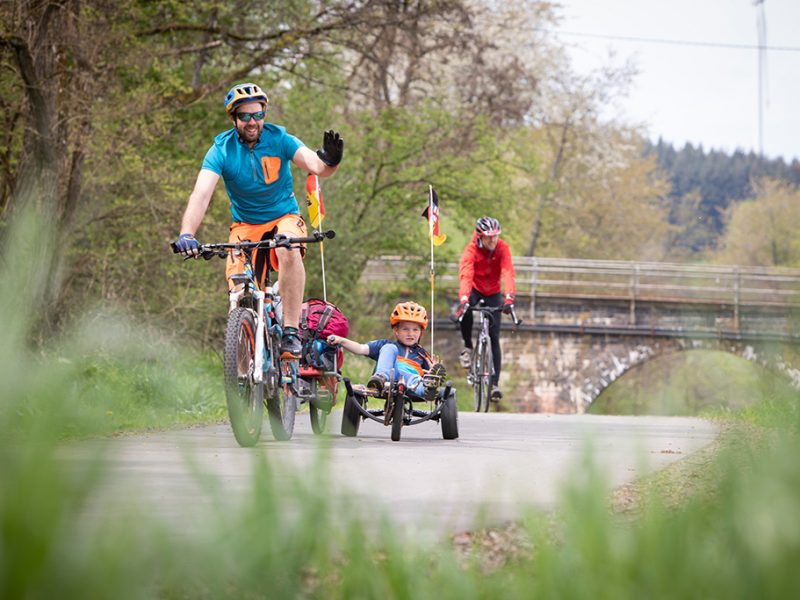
[300,299,349,371]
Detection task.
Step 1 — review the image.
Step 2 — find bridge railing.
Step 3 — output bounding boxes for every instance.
[364,256,800,330]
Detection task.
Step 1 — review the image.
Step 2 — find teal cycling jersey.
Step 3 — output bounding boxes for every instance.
[201,124,304,223]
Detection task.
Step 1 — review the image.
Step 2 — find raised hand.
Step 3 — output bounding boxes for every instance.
[316,130,344,167]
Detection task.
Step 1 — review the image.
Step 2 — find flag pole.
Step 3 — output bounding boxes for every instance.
[306,174,327,302]
[429,185,435,354]
[320,242,327,303]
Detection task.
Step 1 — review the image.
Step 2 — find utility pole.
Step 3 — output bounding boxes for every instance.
[753,0,767,157]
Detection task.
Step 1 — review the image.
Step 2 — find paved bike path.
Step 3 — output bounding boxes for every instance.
[63,413,718,538]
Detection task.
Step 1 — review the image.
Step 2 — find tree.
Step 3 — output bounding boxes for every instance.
[2,0,495,338]
[515,60,643,257]
[714,179,800,267]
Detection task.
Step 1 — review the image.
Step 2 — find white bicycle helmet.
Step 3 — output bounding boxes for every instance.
[475,216,501,236]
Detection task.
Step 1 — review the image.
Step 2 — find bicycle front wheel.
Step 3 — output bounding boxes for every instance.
[223,308,264,447]
[473,340,492,413]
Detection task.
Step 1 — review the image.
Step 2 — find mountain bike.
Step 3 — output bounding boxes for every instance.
[463,300,521,412]
[171,229,335,446]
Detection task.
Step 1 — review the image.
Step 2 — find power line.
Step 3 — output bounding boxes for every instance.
[540,28,800,53]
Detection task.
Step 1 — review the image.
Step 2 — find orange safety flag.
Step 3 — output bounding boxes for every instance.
[306,174,325,229]
[421,187,446,246]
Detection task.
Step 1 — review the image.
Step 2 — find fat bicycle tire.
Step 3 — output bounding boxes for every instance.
[441,390,459,440]
[223,308,264,447]
[266,333,297,441]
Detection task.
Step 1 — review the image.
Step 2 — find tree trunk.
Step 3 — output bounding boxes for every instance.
[1,1,92,332]
[527,119,570,256]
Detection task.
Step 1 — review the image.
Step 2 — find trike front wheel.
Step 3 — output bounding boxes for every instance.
[390,392,404,442]
[341,391,361,437]
[441,390,459,440]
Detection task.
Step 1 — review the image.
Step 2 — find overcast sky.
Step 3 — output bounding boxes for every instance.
[553,0,800,162]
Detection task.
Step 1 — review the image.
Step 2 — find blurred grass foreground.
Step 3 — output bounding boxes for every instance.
[2,209,800,598]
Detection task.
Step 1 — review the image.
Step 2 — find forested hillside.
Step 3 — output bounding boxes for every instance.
[646,139,800,256]
[2,0,798,347]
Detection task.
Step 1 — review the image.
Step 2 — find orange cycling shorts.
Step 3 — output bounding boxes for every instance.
[226,214,307,289]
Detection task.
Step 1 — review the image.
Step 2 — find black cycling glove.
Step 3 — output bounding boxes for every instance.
[316,130,344,167]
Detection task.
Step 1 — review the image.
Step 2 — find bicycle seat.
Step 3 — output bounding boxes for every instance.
[229,273,252,286]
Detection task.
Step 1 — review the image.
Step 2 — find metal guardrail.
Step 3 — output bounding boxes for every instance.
[364,255,800,331]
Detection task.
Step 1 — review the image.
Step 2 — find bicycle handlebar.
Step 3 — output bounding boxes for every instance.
[170,229,335,260]
[460,301,523,327]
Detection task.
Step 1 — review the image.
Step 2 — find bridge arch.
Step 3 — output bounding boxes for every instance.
[498,332,800,413]
[433,326,799,414]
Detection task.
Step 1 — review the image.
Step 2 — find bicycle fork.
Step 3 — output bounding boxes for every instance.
[228,287,267,384]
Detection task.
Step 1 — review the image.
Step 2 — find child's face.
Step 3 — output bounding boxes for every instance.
[393,321,422,346]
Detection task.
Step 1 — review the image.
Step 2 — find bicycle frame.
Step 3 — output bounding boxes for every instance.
[467,302,499,380]
[228,274,269,383]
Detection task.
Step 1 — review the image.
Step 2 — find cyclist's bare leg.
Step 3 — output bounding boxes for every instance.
[275,246,305,330]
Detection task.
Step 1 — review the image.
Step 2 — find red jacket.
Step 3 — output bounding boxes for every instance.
[458,232,516,299]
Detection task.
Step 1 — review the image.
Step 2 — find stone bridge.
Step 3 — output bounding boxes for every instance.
[365,256,800,413]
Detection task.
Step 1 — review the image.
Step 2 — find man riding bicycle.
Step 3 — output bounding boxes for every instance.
[455,217,516,400]
[175,82,343,359]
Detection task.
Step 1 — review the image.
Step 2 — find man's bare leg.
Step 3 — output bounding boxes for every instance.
[275,246,305,329]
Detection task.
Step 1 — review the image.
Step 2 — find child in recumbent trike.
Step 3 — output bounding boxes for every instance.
[328,301,458,441]
[326,301,446,401]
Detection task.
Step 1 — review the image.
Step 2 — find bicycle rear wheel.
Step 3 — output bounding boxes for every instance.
[223,308,264,447]
[266,332,297,441]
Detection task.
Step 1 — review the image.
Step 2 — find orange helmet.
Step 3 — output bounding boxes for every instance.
[390,301,428,330]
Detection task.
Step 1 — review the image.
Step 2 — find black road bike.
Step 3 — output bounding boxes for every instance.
[463,300,521,412]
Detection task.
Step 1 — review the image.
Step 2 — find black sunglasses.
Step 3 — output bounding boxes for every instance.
[236,111,265,122]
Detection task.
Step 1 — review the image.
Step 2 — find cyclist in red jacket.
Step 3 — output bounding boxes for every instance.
[455,217,516,400]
